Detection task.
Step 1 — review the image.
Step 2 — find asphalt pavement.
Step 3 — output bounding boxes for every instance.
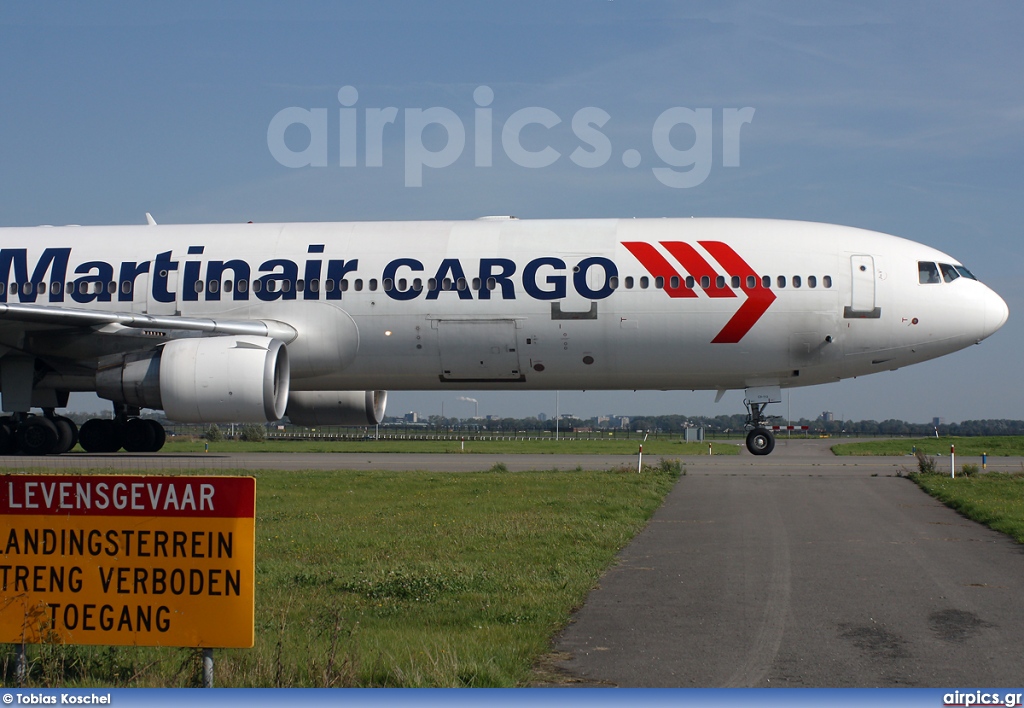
[551,438,1024,687]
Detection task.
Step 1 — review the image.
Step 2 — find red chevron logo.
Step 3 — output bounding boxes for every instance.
[622,240,776,343]
[621,242,697,298]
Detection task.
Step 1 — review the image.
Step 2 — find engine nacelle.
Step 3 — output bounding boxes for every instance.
[97,336,290,423]
[286,390,387,427]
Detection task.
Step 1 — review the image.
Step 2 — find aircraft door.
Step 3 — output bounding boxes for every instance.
[846,254,879,318]
[437,319,524,382]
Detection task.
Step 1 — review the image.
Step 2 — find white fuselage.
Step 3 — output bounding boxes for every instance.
[0,217,1008,399]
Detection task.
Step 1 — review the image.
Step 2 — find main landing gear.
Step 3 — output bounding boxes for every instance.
[742,386,782,456]
[0,410,80,456]
[78,405,166,453]
[0,406,166,455]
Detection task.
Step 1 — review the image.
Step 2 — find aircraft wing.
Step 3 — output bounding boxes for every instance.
[0,302,297,341]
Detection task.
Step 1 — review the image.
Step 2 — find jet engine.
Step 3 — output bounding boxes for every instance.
[96,335,290,423]
[286,390,387,426]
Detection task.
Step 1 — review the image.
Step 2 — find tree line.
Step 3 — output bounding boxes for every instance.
[395,414,1024,437]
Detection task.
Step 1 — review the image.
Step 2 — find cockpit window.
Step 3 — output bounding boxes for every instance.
[955,265,977,281]
[939,263,960,283]
[918,261,941,284]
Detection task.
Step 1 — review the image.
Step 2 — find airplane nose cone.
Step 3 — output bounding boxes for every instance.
[982,288,1009,340]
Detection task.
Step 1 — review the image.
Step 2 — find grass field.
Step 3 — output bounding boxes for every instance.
[150,437,740,456]
[912,472,1024,544]
[5,462,681,687]
[832,436,1024,457]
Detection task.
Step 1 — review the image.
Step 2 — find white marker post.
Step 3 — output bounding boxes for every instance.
[637,433,649,473]
[951,444,955,478]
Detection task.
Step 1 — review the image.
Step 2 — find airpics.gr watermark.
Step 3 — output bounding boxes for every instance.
[267,86,754,188]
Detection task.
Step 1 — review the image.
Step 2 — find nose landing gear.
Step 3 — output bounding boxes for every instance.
[743,386,781,456]
[745,425,775,455]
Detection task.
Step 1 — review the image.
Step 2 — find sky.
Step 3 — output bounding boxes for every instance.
[0,1,1021,424]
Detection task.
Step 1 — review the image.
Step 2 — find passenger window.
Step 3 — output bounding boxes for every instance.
[295,279,304,292]
[793,275,802,288]
[383,278,394,291]
[208,280,219,294]
[640,276,649,289]
[308,279,318,293]
[939,263,960,283]
[399,278,408,291]
[918,261,940,284]
[700,275,710,289]
[746,275,757,289]
[716,275,725,289]
[762,275,771,288]
[225,280,234,293]
[237,279,248,293]
[325,280,335,293]
[624,276,634,289]
[655,276,665,289]
[413,278,423,291]
[427,278,437,291]
[471,277,480,290]
[808,276,817,288]
[369,279,378,291]
[486,277,495,291]
[823,275,832,288]
[355,279,364,291]
[731,276,741,289]
[51,282,62,295]
[685,276,694,289]
[253,280,263,293]
[456,277,467,291]
[610,276,620,289]
[669,275,679,289]
[194,280,203,293]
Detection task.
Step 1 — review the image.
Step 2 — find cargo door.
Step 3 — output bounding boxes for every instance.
[437,319,524,382]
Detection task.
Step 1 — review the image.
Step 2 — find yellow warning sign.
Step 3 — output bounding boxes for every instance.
[0,475,255,648]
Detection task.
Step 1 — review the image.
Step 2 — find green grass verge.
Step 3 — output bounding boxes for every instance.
[135,438,739,455]
[912,472,1024,544]
[8,462,681,687]
[832,436,1024,457]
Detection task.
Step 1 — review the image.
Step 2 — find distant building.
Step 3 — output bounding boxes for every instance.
[933,417,945,427]
[403,412,419,423]
[537,412,548,422]
[821,411,834,422]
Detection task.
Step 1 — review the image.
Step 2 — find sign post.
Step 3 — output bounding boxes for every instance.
[1,475,256,667]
